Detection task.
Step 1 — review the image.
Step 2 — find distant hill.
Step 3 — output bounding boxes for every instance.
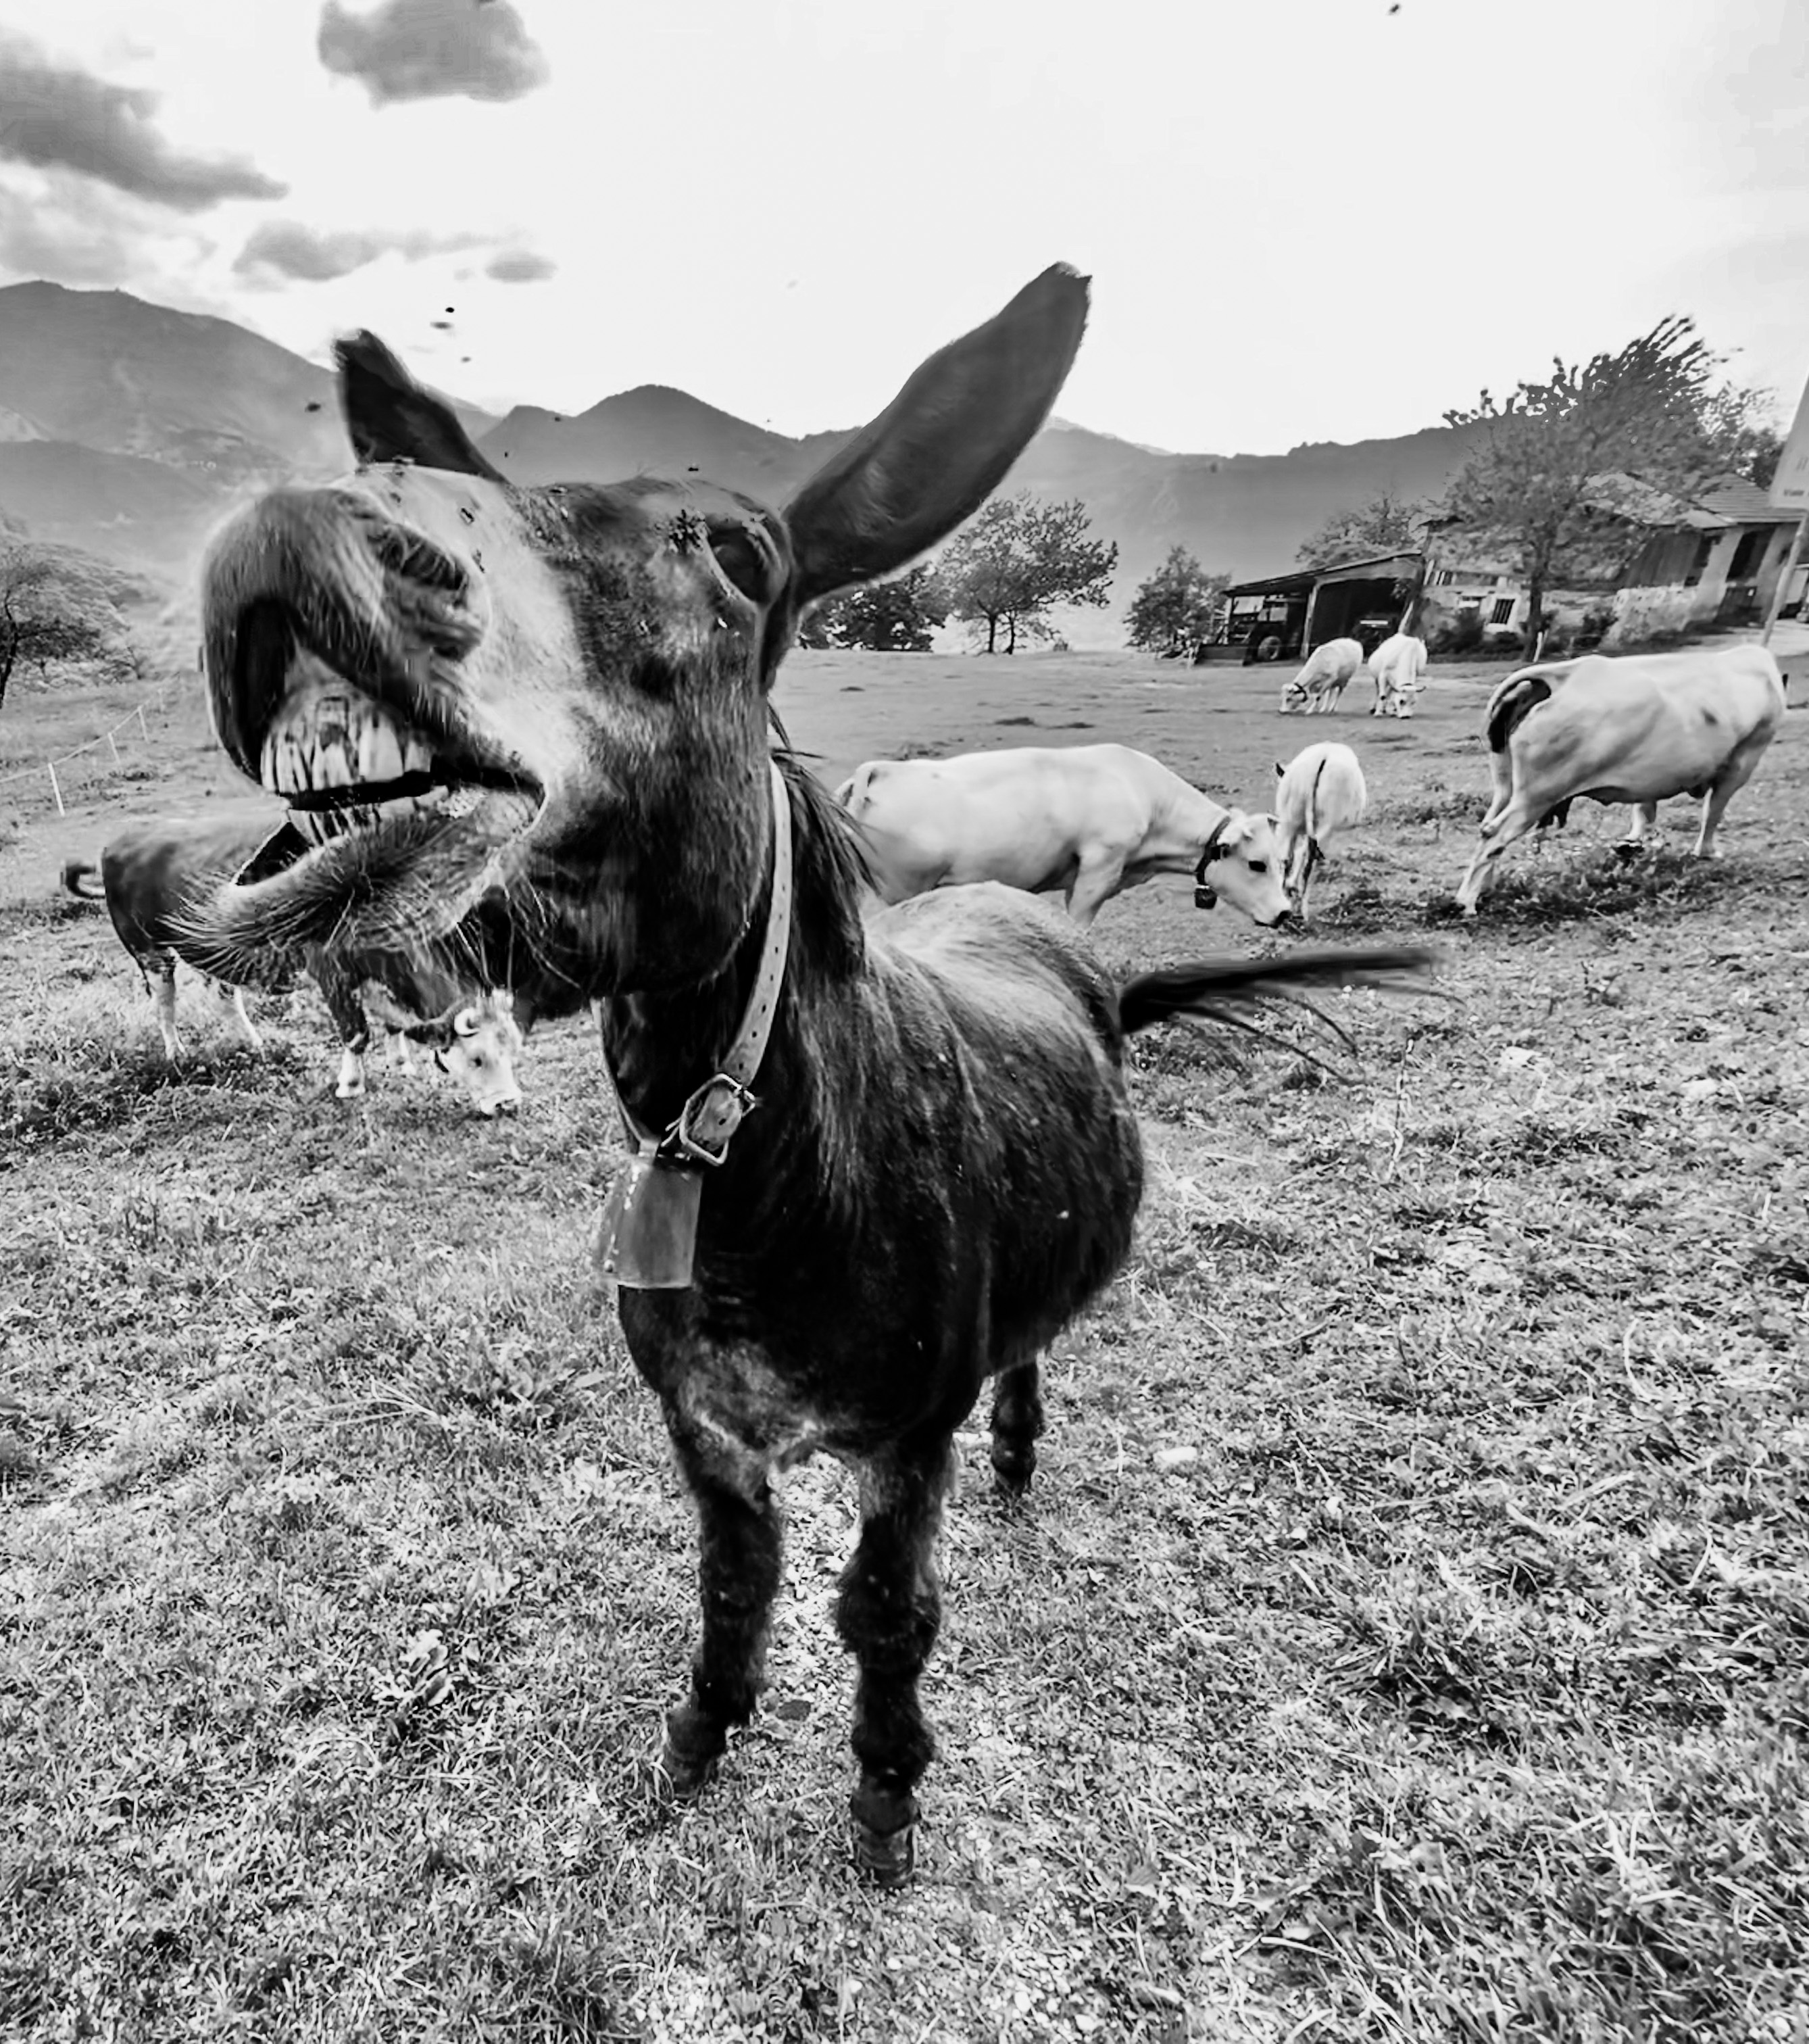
[0,281,1484,642]
[479,379,1483,644]
[0,283,496,582]
[0,441,225,573]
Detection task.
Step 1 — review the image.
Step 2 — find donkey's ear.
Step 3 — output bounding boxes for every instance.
[781,266,1089,609]
[335,331,507,482]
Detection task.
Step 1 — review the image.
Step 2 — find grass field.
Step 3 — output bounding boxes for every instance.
[3,647,1806,2043]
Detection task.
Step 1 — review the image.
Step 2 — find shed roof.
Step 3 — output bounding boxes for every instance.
[1695,479,1799,525]
[1224,550,1422,598]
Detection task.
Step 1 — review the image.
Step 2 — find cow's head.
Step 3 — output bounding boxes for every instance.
[368,986,525,1115]
[179,268,1089,1000]
[1195,811,1294,927]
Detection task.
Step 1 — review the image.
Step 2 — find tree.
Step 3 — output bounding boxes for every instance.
[808,565,949,652]
[1700,381,1785,489]
[1296,487,1429,570]
[1124,545,1229,655]
[0,541,109,710]
[1437,316,1764,651]
[940,493,1118,654]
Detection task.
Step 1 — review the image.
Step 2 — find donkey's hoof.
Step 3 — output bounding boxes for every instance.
[851,1783,918,1887]
[988,1445,1037,1499]
[649,1709,722,1806]
[852,1816,916,1888]
[647,1744,715,1807]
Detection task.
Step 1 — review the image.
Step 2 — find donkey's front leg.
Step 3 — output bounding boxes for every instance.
[657,1421,783,1803]
[837,1440,953,1886]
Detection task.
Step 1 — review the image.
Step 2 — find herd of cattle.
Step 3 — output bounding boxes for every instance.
[53,629,1787,1117]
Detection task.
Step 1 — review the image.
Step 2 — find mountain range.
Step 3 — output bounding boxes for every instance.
[0,281,1482,639]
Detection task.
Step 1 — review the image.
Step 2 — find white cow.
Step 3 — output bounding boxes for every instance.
[1454,643,1787,914]
[1281,637,1365,714]
[1272,741,1368,919]
[836,744,1296,928]
[1368,632,1429,718]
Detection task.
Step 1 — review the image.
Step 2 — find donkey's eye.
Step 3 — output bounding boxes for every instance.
[1249,860,1268,873]
[708,522,781,605]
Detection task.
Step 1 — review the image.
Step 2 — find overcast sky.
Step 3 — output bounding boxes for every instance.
[1,0,1802,455]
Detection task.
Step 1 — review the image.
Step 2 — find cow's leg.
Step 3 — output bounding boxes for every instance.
[1695,737,1771,858]
[151,956,183,1061]
[989,1358,1044,1495]
[385,1030,416,1074]
[316,960,372,1098]
[1297,837,1323,918]
[216,981,264,1054]
[1456,789,1544,913]
[656,1418,783,1805]
[1066,850,1129,928]
[1616,801,1661,854]
[837,1438,953,1884]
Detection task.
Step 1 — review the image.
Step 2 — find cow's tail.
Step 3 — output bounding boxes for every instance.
[61,858,105,901]
[1118,943,1441,1071]
[1304,755,1329,845]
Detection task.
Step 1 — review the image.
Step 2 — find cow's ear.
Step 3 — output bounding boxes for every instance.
[336,332,506,481]
[781,267,1088,610]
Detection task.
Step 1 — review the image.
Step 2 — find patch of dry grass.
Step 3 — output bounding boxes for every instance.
[3,652,1806,2040]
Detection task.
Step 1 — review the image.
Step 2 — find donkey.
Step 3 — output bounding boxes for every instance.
[180,266,1435,1882]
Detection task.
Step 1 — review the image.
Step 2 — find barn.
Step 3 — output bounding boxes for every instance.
[1197,551,1422,665]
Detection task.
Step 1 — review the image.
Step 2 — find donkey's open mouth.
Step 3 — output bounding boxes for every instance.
[180,487,548,964]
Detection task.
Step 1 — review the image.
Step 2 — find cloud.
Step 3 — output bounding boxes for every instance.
[0,32,286,212]
[485,248,555,283]
[316,0,549,107]
[234,219,483,281]
[0,179,142,286]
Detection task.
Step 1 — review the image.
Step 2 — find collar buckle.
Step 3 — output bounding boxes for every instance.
[662,1072,759,1167]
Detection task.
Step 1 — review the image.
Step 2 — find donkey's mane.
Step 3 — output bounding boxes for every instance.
[773,746,873,983]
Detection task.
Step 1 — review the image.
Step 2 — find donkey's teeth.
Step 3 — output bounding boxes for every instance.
[259,672,422,797]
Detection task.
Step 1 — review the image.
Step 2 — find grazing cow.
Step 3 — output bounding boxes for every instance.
[1281,636,1364,714]
[835,744,1295,928]
[1272,741,1368,918]
[1454,644,1787,913]
[62,816,524,1113]
[180,266,1434,1882]
[1368,632,1428,717]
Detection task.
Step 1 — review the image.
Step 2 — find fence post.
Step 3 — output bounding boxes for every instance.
[107,731,122,772]
[47,760,64,815]
[137,705,149,742]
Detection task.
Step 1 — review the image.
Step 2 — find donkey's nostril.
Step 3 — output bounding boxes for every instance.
[367,521,468,595]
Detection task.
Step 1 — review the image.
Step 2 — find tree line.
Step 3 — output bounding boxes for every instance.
[801,492,1119,654]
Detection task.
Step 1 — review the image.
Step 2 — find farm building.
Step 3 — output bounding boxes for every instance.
[1424,475,1803,650]
[1199,551,1423,664]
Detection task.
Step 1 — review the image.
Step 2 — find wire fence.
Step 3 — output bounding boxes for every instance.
[0,675,184,819]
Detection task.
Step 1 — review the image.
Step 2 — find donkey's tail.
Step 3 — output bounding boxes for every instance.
[61,858,105,900]
[1119,944,1442,1070]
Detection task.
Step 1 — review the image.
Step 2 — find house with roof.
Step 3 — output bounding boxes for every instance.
[1422,474,1801,650]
